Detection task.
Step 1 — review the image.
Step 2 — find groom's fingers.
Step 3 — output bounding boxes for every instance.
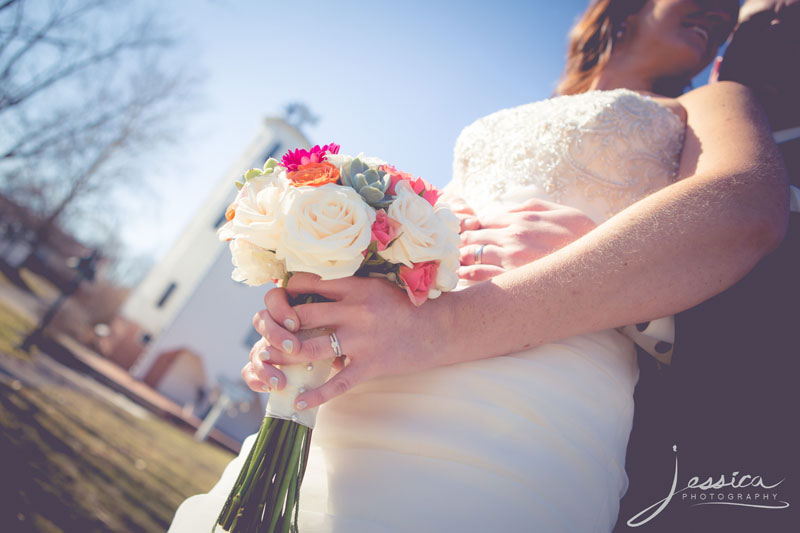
[294,364,367,411]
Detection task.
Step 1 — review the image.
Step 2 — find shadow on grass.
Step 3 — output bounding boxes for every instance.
[0,377,234,532]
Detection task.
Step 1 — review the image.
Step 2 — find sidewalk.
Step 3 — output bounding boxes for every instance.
[54,333,241,452]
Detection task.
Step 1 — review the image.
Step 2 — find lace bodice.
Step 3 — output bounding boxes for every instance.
[452,88,685,222]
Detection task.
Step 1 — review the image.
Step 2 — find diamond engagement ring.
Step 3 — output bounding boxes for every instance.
[329,332,342,358]
[474,244,486,265]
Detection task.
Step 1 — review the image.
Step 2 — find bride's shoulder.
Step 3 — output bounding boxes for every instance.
[637,91,687,126]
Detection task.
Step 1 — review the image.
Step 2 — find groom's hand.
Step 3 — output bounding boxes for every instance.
[458,198,596,282]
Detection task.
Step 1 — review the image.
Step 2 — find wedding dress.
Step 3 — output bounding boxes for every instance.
[170,88,685,533]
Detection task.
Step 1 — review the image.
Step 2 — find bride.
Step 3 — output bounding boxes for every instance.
[172,0,787,531]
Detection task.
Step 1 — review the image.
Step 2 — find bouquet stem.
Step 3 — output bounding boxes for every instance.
[215,287,334,533]
[215,416,312,533]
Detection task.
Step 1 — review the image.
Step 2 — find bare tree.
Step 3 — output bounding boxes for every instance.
[0,0,196,270]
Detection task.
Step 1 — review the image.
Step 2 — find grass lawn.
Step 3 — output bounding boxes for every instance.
[0,293,235,532]
[0,297,35,361]
[0,268,238,531]
[0,375,235,532]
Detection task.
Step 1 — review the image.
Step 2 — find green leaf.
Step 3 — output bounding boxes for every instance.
[350,158,368,176]
[244,168,263,180]
[363,187,384,203]
[362,168,380,184]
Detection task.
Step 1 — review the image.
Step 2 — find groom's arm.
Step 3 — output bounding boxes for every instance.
[436,81,789,363]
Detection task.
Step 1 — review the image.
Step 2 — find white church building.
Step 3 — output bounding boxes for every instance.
[119,115,310,443]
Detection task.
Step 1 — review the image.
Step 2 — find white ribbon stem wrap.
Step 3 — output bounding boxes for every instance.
[263,327,335,428]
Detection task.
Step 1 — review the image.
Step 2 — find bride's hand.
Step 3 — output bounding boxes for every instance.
[243,273,444,409]
[459,198,596,282]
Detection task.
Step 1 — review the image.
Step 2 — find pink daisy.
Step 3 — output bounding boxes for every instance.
[281,143,340,172]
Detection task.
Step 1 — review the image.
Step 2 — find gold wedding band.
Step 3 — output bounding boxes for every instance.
[329,332,342,358]
[474,244,486,265]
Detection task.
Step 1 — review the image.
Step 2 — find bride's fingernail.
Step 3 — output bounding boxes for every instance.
[282,339,294,354]
[295,400,307,410]
[284,318,296,331]
[258,349,270,362]
[269,376,279,389]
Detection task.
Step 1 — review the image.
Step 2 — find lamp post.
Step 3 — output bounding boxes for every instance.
[194,376,255,443]
[18,249,100,352]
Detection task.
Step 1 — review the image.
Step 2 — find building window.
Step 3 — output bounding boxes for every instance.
[156,282,177,308]
[243,327,261,349]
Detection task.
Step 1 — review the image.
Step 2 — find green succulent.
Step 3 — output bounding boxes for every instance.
[235,158,281,189]
[340,158,392,208]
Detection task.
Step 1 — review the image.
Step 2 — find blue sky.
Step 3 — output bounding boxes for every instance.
[124,0,715,263]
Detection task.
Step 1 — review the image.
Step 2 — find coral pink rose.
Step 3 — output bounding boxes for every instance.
[382,165,415,195]
[370,209,401,251]
[398,261,438,306]
[382,165,441,206]
[409,177,441,206]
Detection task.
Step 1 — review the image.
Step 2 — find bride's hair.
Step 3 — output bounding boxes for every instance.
[555,0,689,97]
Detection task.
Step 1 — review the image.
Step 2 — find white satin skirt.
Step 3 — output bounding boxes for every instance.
[170,329,638,533]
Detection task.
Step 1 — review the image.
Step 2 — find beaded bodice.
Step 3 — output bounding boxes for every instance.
[452,89,685,222]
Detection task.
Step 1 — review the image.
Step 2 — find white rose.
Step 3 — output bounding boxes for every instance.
[229,239,287,286]
[354,152,388,169]
[223,171,291,251]
[277,183,376,279]
[434,202,461,235]
[434,251,460,295]
[378,180,460,267]
[324,152,354,169]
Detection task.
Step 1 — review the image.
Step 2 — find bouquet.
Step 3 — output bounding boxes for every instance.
[214,143,461,532]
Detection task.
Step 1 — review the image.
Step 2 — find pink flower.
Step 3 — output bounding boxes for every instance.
[370,209,401,251]
[382,165,441,206]
[382,165,414,195]
[409,177,441,206]
[398,261,438,306]
[281,143,341,172]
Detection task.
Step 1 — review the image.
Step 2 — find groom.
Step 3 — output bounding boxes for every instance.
[619,0,800,530]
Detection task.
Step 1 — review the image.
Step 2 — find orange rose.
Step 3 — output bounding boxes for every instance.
[287,161,340,187]
[225,203,236,221]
